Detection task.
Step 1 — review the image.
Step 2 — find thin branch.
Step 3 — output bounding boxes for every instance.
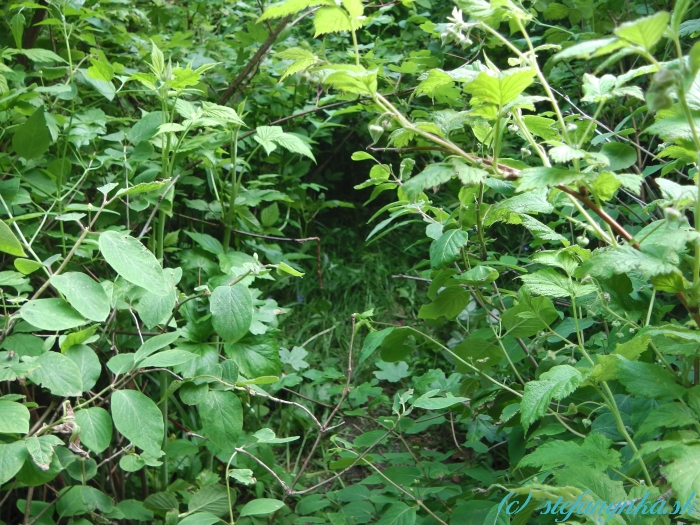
[218,15,293,105]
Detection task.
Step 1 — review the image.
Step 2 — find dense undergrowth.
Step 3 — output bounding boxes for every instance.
[2,0,700,524]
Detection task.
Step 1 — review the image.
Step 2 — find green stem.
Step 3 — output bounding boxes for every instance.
[223,127,241,251]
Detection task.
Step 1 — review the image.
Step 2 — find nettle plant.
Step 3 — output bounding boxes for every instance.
[257,0,700,522]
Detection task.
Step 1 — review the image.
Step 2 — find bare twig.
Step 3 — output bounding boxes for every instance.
[218,16,293,105]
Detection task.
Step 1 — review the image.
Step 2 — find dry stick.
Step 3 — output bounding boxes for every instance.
[217,15,293,106]
[291,314,357,487]
[229,229,324,288]
[24,487,33,525]
[27,487,67,525]
[235,447,292,494]
[0,481,16,508]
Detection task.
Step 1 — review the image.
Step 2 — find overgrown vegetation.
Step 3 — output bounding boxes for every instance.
[1,0,700,523]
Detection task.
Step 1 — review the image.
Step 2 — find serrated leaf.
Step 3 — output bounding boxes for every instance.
[429,229,468,269]
[616,357,685,400]
[313,6,352,36]
[259,0,333,21]
[116,179,171,197]
[521,365,587,429]
[464,68,536,107]
[229,468,256,485]
[520,269,597,298]
[614,11,670,50]
[502,296,558,337]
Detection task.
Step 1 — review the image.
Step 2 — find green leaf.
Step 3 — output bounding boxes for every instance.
[116,179,171,198]
[210,284,253,343]
[464,68,536,107]
[313,6,352,36]
[614,11,670,50]
[107,354,134,376]
[429,229,468,269]
[279,346,309,371]
[0,441,28,484]
[0,221,26,257]
[277,261,304,277]
[454,337,502,372]
[126,111,164,144]
[521,115,559,141]
[660,444,700,504]
[119,454,146,472]
[99,230,169,296]
[65,344,101,392]
[229,469,256,485]
[375,502,416,525]
[12,108,51,160]
[378,328,414,362]
[185,231,224,255]
[374,360,410,382]
[188,484,231,517]
[27,351,83,396]
[412,391,468,410]
[616,358,685,400]
[521,365,587,430]
[25,435,56,471]
[20,48,67,64]
[224,335,281,379]
[516,167,581,192]
[418,286,470,320]
[553,38,624,61]
[519,269,597,298]
[75,408,113,454]
[501,296,558,337]
[403,163,454,200]
[518,433,620,471]
[0,400,30,434]
[138,350,195,369]
[543,2,568,20]
[200,390,243,455]
[253,428,299,444]
[50,272,111,322]
[414,69,454,98]
[19,298,86,331]
[143,492,179,512]
[277,48,317,80]
[359,328,394,365]
[14,258,42,274]
[637,403,697,437]
[179,513,222,525]
[133,331,182,363]
[259,0,333,20]
[600,142,637,171]
[253,126,315,161]
[111,390,164,456]
[239,499,286,518]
